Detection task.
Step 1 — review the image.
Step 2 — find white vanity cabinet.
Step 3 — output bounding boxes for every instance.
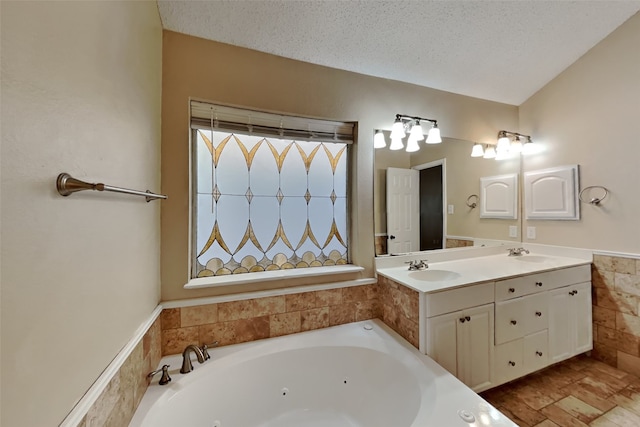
[425,283,494,392]
[548,281,593,363]
[492,265,591,387]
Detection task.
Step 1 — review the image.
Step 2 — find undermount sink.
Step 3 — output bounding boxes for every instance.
[510,255,551,263]
[408,270,461,282]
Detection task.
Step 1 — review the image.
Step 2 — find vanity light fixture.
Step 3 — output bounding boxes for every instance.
[496,130,535,157]
[376,114,441,151]
[483,145,497,159]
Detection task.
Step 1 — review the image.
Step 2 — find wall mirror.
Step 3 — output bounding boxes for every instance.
[374,133,522,255]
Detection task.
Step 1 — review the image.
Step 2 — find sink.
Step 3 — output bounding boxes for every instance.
[408,270,461,282]
[510,255,551,263]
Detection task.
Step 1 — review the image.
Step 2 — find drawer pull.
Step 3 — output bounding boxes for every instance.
[535,311,542,317]
[508,361,516,367]
[465,316,471,321]
[569,290,578,296]
[510,320,517,325]
[459,317,466,323]
[508,287,515,293]
[536,351,543,357]
[535,281,543,287]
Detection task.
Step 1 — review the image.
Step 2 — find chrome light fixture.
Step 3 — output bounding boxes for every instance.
[494,130,535,158]
[470,143,484,157]
[376,113,441,152]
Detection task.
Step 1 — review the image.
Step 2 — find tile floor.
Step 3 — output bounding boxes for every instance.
[480,355,640,426]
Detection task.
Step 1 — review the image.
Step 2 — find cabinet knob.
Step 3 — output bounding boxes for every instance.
[465,316,471,321]
[508,361,516,366]
[535,311,542,317]
[459,317,466,323]
[508,287,515,293]
[535,281,543,287]
[569,290,578,296]
[536,351,543,357]
[510,320,517,325]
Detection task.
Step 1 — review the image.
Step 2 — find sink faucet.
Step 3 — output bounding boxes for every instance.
[507,248,530,256]
[180,344,206,373]
[406,259,429,270]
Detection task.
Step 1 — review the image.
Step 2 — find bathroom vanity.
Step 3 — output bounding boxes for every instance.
[375,244,593,393]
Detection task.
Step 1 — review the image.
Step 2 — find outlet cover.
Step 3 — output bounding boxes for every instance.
[527,226,536,239]
[509,226,518,238]
[448,204,454,214]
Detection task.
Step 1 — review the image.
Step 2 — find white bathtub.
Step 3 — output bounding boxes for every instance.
[129,320,516,427]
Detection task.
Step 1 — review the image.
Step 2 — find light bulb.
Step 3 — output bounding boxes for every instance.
[483,146,497,159]
[425,124,441,144]
[497,136,510,153]
[389,136,404,150]
[409,122,424,141]
[390,118,405,139]
[373,131,386,148]
[405,135,420,152]
[471,143,484,157]
[510,136,523,153]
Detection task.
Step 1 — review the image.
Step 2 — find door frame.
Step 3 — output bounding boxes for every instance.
[412,158,447,250]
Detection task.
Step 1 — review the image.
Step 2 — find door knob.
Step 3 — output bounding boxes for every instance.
[389,235,396,240]
[511,320,517,325]
[535,311,542,317]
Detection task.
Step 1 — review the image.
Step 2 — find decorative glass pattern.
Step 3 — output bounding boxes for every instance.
[193,129,348,277]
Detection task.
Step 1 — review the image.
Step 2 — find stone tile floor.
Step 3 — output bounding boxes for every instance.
[480,355,640,426]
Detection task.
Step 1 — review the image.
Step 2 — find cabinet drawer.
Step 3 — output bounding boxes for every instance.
[495,265,591,301]
[524,330,548,373]
[495,293,549,344]
[426,282,494,317]
[495,339,524,385]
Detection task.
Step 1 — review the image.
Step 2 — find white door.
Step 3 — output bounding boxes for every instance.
[386,167,419,254]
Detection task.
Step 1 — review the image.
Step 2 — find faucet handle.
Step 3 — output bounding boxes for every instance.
[148,364,171,385]
[200,341,219,360]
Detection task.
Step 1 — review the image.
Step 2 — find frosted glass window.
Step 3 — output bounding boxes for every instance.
[193,129,349,278]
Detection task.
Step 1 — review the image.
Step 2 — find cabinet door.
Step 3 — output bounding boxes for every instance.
[549,282,592,363]
[458,304,494,392]
[426,311,459,377]
[524,330,549,374]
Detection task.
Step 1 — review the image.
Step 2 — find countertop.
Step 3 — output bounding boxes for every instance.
[376,245,592,294]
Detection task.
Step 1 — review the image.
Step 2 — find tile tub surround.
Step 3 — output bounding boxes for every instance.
[378,275,420,348]
[591,254,640,376]
[446,238,474,249]
[74,317,162,427]
[160,284,381,355]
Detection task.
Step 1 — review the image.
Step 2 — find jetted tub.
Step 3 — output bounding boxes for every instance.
[129,320,516,427]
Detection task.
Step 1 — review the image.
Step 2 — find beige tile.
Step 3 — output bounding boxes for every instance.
[597,325,619,348]
[218,299,254,322]
[613,257,637,275]
[593,268,616,290]
[608,393,640,417]
[596,288,638,315]
[618,352,640,377]
[355,299,379,321]
[592,342,618,367]
[590,415,625,426]
[300,307,330,331]
[329,302,356,326]
[161,326,199,356]
[497,406,533,427]
[513,385,558,410]
[199,321,236,347]
[590,359,637,380]
[501,399,547,426]
[533,420,560,427]
[616,312,640,336]
[160,308,181,330]
[315,288,342,306]
[599,406,640,427]
[615,273,640,298]
[594,306,617,329]
[566,387,616,412]
[181,303,218,327]
[234,316,270,343]
[577,376,621,398]
[342,285,369,303]
[270,311,301,337]
[636,260,640,276]
[594,256,615,272]
[555,395,602,423]
[616,331,640,357]
[285,292,316,312]
[253,296,286,317]
[85,374,121,427]
[540,403,589,426]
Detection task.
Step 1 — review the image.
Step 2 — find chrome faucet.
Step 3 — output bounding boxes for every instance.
[180,344,206,373]
[406,259,429,270]
[507,247,530,256]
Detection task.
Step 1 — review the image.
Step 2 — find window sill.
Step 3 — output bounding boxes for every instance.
[184,265,365,290]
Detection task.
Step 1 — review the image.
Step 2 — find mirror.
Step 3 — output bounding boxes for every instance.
[374,134,522,255]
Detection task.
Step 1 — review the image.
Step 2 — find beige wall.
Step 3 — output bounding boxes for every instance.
[0,2,162,426]
[161,31,518,301]
[519,12,640,254]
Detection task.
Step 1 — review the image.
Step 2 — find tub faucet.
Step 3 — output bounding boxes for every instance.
[147,364,171,385]
[180,344,206,373]
[507,247,530,256]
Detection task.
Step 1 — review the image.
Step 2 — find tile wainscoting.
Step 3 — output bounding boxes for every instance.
[592,254,640,376]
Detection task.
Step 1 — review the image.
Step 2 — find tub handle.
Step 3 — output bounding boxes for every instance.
[201,341,219,360]
[148,364,171,385]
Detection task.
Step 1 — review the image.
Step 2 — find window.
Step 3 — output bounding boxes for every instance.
[190,101,354,279]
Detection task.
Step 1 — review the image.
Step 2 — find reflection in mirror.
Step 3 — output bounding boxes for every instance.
[374,133,521,255]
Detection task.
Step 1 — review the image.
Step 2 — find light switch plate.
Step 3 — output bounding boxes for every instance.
[448,204,454,214]
[527,226,536,239]
[509,226,518,238]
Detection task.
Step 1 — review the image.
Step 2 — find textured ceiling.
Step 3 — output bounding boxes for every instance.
[157,1,640,105]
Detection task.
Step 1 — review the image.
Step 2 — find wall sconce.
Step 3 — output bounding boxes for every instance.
[378,113,441,151]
